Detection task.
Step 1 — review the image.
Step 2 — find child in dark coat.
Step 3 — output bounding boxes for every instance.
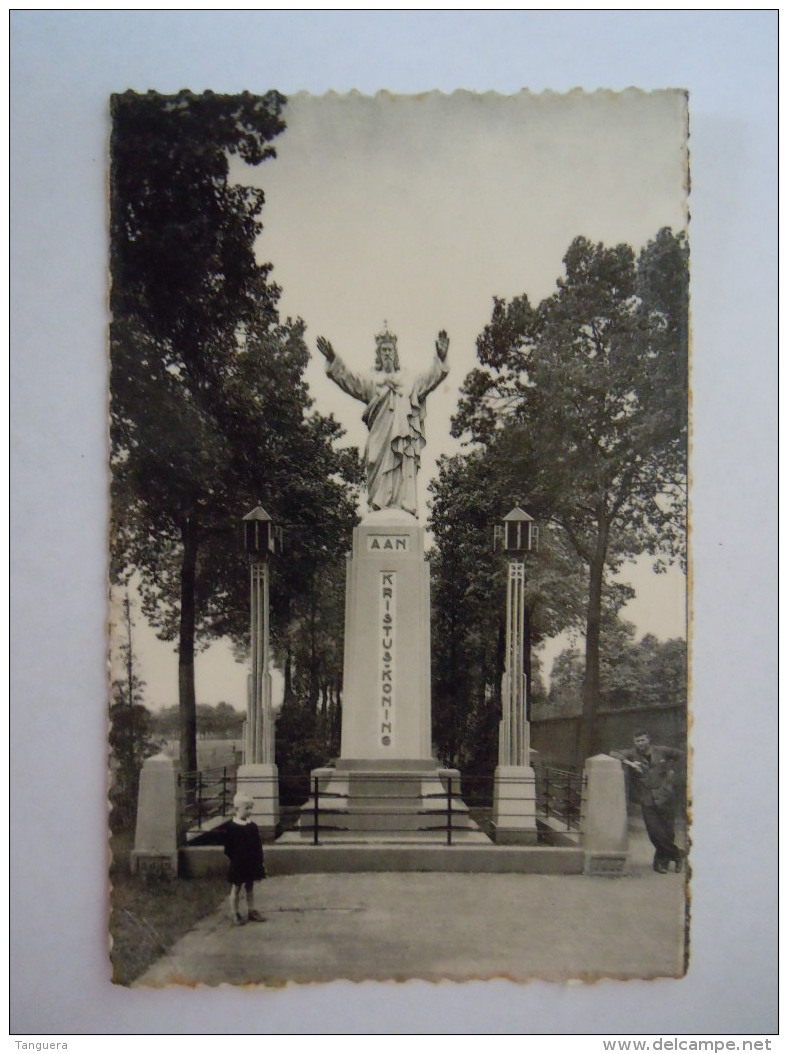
[224,793,266,925]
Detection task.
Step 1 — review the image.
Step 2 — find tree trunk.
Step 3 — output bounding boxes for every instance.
[447,611,458,768]
[320,683,328,736]
[577,520,609,769]
[123,595,136,779]
[524,601,533,724]
[495,616,506,708]
[309,580,318,713]
[333,687,342,752]
[283,641,293,703]
[179,513,198,776]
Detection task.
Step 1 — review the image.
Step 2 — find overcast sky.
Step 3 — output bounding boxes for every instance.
[128,89,689,709]
[253,89,688,498]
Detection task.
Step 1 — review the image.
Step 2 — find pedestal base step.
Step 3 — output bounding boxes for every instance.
[279,828,491,846]
[294,764,492,845]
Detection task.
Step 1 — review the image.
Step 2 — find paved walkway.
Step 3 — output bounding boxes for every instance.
[134,825,687,987]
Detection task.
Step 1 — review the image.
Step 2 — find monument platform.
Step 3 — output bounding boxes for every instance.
[292,759,490,844]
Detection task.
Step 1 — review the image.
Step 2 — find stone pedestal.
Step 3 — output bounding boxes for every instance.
[340,509,432,760]
[492,764,538,845]
[237,762,279,843]
[294,508,488,844]
[131,753,178,878]
[581,754,629,875]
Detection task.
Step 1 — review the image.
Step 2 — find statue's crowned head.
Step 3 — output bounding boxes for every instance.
[374,325,400,372]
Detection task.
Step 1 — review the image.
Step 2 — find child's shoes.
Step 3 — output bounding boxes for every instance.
[247,910,266,922]
[232,913,245,926]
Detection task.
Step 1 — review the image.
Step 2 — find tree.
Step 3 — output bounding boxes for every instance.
[428,441,588,771]
[195,703,245,739]
[635,635,688,711]
[213,702,246,739]
[109,595,156,830]
[543,647,585,718]
[109,91,362,776]
[454,230,688,766]
[110,90,289,774]
[541,630,688,719]
[543,618,640,717]
[274,554,347,777]
[150,702,244,741]
[149,705,181,740]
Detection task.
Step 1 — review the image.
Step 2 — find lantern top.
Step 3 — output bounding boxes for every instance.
[495,504,539,554]
[502,505,535,523]
[241,504,282,559]
[242,505,274,523]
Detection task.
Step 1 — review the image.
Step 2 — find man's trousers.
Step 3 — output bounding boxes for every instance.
[641,800,682,870]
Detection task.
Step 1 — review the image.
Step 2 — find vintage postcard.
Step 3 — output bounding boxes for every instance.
[108,88,689,986]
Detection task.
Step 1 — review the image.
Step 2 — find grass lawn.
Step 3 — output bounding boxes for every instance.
[109,830,229,986]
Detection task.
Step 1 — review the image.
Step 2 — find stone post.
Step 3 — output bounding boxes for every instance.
[130,752,178,879]
[581,754,629,875]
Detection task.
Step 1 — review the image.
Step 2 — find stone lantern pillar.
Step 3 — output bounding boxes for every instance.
[492,505,539,844]
[237,504,282,841]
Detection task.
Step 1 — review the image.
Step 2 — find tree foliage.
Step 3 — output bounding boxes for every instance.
[109,596,156,831]
[273,554,346,777]
[428,442,589,773]
[452,230,688,765]
[537,630,687,719]
[150,702,246,740]
[109,91,361,776]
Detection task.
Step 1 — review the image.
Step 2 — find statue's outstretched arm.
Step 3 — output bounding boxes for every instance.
[316,336,336,363]
[435,330,449,362]
[318,336,373,404]
[414,330,450,397]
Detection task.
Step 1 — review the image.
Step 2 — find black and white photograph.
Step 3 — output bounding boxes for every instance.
[11,10,776,1038]
[107,87,689,987]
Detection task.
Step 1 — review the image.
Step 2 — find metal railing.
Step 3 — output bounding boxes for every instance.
[284,771,584,846]
[178,769,283,842]
[177,767,236,834]
[300,772,472,846]
[537,766,585,832]
[176,767,585,845]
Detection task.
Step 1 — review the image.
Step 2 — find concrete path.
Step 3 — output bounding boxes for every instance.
[134,825,687,987]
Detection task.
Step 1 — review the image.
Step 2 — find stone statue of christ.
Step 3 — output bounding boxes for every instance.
[316,327,449,517]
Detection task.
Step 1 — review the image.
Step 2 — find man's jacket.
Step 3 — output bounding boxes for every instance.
[615,745,683,807]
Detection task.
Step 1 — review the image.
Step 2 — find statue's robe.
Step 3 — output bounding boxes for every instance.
[327,354,448,516]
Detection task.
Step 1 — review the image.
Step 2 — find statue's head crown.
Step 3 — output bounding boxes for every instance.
[374,323,399,370]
